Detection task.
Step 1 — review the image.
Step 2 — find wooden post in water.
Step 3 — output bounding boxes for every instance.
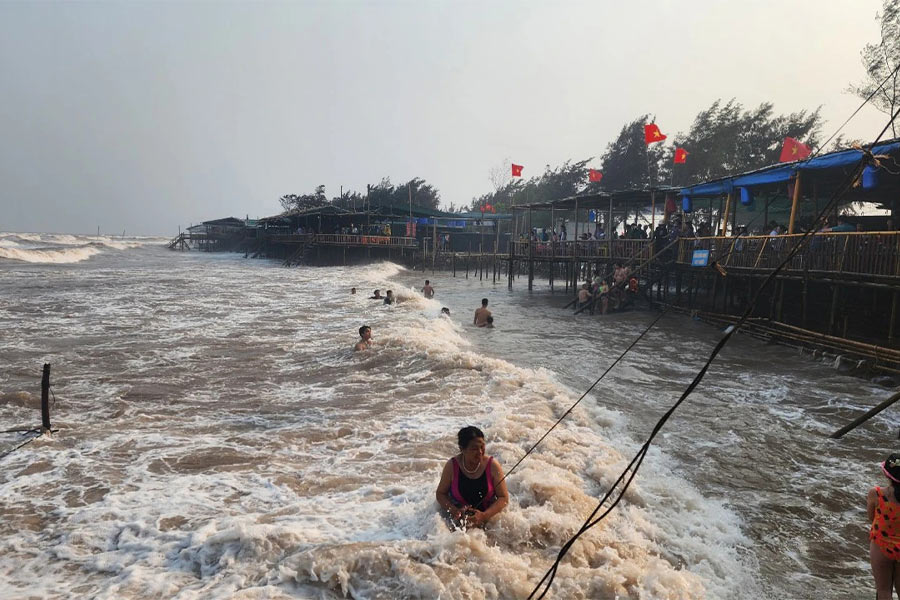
[829,285,840,335]
[528,206,534,291]
[890,291,899,343]
[41,363,51,431]
[432,221,437,272]
[550,203,556,293]
[802,271,809,328]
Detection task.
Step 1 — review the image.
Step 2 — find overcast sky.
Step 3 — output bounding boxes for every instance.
[0,0,889,235]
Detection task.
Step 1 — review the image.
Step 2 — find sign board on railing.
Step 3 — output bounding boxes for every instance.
[691,249,710,267]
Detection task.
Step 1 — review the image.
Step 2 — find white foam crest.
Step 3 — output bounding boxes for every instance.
[0,245,102,263]
[359,261,405,285]
[94,238,147,250]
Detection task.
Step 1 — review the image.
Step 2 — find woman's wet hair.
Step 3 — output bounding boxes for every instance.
[457,425,484,449]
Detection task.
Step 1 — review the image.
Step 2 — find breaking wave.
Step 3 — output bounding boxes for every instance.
[0,232,162,263]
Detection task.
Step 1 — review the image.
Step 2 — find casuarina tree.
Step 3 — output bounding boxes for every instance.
[850,0,900,137]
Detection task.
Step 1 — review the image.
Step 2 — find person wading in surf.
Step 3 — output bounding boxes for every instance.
[474,298,491,327]
[435,426,509,529]
[422,280,435,299]
[354,325,372,351]
[869,453,900,599]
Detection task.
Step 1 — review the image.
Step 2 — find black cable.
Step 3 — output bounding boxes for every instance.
[814,59,900,157]
[506,211,767,484]
[0,431,42,461]
[528,105,900,600]
[499,308,668,485]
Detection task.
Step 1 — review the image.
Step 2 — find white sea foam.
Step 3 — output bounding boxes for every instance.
[0,232,161,263]
[0,244,103,263]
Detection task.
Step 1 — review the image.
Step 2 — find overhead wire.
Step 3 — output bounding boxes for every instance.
[813,59,900,157]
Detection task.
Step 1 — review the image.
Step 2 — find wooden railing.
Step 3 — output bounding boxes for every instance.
[313,234,418,247]
[510,239,652,260]
[261,233,417,247]
[266,234,315,243]
[676,232,900,278]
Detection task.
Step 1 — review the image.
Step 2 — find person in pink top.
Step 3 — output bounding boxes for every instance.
[435,426,509,529]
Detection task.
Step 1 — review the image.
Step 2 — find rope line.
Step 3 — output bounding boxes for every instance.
[814,59,900,157]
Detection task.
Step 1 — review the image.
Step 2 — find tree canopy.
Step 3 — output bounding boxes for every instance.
[663,100,822,187]
[850,0,900,137]
[598,115,667,190]
[278,177,441,214]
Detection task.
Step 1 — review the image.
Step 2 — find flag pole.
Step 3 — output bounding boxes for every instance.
[645,143,655,233]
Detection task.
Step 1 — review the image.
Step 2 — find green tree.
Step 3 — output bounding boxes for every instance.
[279,187,328,212]
[405,177,441,210]
[362,177,442,211]
[473,160,592,214]
[664,100,822,187]
[850,0,900,136]
[598,115,667,190]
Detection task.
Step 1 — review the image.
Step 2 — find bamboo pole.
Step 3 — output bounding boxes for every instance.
[788,172,802,234]
[831,391,900,439]
[720,193,732,236]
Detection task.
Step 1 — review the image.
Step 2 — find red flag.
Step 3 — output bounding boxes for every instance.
[482,203,494,213]
[779,137,811,162]
[644,123,666,144]
[588,169,603,182]
[674,148,688,164]
[511,163,523,177]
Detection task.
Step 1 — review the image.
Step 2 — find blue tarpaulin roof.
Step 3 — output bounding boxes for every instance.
[680,141,900,197]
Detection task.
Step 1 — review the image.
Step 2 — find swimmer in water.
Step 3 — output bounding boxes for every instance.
[474,298,491,327]
[435,426,509,529]
[441,307,451,316]
[383,290,395,305]
[370,290,382,300]
[351,287,356,295]
[354,325,372,351]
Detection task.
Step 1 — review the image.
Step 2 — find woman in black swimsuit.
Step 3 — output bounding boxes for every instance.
[435,426,510,528]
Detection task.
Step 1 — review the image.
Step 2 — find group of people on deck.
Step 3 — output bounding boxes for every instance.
[575,263,636,314]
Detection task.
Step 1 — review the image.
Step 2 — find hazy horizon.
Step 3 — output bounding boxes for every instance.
[0,0,890,236]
